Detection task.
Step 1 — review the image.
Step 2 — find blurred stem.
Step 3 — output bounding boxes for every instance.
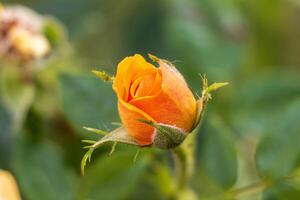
[233,136,262,200]
[224,169,300,199]
[171,131,197,200]
[226,178,271,199]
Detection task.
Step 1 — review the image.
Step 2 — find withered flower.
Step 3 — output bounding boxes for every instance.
[0,4,50,62]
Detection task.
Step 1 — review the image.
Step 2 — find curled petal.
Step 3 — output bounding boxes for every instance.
[113,54,158,101]
[118,99,155,146]
[130,60,197,133]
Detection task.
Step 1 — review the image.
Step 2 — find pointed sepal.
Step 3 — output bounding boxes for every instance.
[92,70,114,82]
[201,75,229,102]
[139,119,186,149]
[148,53,160,62]
[191,75,229,129]
[81,126,139,175]
[83,126,107,135]
[192,99,204,130]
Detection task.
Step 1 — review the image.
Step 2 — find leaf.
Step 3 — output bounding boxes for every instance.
[78,149,149,200]
[230,72,300,138]
[0,100,12,168]
[164,0,242,83]
[262,180,300,200]
[59,73,118,137]
[234,72,300,110]
[256,99,300,179]
[198,114,238,189]
[12,139,77,200]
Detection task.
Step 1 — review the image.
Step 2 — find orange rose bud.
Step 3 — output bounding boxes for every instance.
[113,54,197,147]
[81,54,227,172]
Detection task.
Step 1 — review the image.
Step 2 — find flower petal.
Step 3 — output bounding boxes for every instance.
[113,54,157,101]
[118,99,156,145]
[159,60,197,129]
[129,60,196,133]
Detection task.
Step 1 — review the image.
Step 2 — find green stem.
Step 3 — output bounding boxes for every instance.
[226,178,271,199]
[171,132,197,200]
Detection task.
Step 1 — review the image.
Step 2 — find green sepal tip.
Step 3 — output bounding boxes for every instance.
[83,126,108,135]
[92,70,114,82]
[81,126,139,175]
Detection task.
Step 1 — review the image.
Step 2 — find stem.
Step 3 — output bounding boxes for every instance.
[171,131,197,199]
[227,174,299,199]
[226,178,271,199]
[233,136,262,200]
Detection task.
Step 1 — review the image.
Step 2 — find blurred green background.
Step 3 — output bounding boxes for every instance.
[1,0,300,199]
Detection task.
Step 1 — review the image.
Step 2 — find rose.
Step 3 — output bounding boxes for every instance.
[113,54,197,146]
[81,54,227,173]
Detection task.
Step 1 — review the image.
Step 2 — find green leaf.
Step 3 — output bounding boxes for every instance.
[59,73,118,137]
[198,115,238,189]
[234,72,300,110]
[164,1,241,83]
[12,139,77,200]
[263,180,300,200]
[0,100,12,168]
[230,72,300,138]
[78,149,149,200]
[256,99,300,179]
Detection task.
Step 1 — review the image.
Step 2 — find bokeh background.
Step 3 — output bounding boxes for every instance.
[1,0,300,199]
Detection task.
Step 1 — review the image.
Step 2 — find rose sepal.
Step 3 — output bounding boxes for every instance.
[138,119,186,149]
[92,70,114,82]
[81,126,139,175]
[191,75,229,129]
